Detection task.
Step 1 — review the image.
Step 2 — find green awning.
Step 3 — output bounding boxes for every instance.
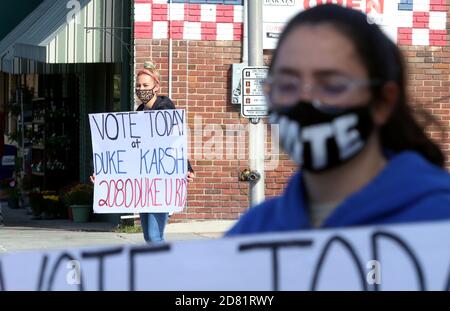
[0,0,125,74]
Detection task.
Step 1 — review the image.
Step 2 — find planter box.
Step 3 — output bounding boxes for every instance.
[71,205,91,223]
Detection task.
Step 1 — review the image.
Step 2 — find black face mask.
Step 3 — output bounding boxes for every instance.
[269,100,374,172]
[136,88,155,105]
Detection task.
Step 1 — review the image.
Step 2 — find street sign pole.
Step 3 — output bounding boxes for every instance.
[248,0,265,207]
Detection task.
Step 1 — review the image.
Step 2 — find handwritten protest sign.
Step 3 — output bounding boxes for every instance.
[1,221,449,291]
[89,110,188,213]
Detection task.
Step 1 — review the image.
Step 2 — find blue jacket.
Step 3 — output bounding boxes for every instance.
[227,151,450,236]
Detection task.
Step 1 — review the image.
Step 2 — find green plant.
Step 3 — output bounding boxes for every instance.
[41,192,67,219]
[62,183,94,206]
[46,135,71,150]
[7,131,19,144]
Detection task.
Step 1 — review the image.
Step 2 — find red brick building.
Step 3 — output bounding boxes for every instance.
[134,0,450,221]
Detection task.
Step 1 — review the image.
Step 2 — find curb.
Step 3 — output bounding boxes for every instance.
[165,220,236,234]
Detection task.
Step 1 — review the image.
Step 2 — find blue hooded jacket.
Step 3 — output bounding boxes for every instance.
[227,151,450,236]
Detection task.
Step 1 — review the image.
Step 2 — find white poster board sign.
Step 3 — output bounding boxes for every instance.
[1,221,450,291]
[89,110,188,214]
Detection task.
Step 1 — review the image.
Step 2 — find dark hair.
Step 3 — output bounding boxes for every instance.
[270,4,445,167]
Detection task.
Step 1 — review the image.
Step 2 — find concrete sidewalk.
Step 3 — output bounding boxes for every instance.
[166,219,235,236]
[0,202,236,253]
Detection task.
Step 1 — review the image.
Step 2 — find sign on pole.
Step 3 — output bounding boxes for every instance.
[241,66,269,118]
[231,63,248,105]
[89,109,188,214]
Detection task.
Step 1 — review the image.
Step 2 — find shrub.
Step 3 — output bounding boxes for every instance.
[62,183,94,206]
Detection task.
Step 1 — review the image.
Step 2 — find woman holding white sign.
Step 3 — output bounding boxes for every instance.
[91,61,195,243]
[228,4,450,235]
[135,61,195,243]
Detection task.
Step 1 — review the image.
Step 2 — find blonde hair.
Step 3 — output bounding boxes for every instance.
[136,60,160,85]
[144,61,156,71]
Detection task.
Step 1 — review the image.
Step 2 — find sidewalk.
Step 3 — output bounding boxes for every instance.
[0,202,236,253]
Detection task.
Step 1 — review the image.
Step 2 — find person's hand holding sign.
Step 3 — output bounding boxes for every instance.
[187,171,195,183]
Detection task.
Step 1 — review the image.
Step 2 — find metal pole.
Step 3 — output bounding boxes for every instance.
[19,83,25,178]
[242,0,248,64]
[168,0,173,98]
[248,0,265,206]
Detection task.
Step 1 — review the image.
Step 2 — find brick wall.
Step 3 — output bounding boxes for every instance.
[397,0,450,167]
[135,0,450,221]
[135,37,297,221]
[402,44,450,168]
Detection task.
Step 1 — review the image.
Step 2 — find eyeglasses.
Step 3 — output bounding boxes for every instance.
[263,74,380,107]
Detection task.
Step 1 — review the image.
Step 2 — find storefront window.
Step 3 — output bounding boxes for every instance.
[113,74,121,112]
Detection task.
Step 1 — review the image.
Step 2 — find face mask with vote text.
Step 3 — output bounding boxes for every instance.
[269,101,374,172]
